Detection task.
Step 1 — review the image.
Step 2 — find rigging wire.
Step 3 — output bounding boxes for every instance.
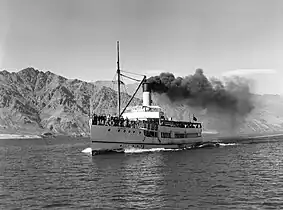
[120,70,146,77]
[111,72,117,91]
[121,77,127,95]
[120,75,129,105]
[120,73,141,82]
[110,69,144,110]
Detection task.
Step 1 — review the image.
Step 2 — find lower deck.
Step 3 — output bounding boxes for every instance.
[90,124,203,151]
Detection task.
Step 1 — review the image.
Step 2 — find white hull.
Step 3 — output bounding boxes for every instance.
[90,125,203,153]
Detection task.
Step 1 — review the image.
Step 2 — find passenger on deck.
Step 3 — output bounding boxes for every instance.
[106,114,110,125]
[136,118,139,128]
[92,113,97,125]
[110,118,115,126]
[125,117,129,127]
[130,121,135,128]
[102,115,106,125]
[120,117,124,127]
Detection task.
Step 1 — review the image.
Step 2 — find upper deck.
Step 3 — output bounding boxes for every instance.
[122,105,165,120]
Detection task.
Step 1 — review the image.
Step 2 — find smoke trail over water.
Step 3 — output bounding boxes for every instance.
[147,69,254,116]
[147,69,255,133]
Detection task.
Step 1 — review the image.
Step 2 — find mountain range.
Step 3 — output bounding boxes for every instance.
[0,67,283,137]
[0,67,141,136]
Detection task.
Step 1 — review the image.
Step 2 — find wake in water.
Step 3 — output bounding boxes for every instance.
[82,147,92,155]
[218,143,238,146]
[81,147,183,155]
[81,143,238,155]
[124,148,183,154]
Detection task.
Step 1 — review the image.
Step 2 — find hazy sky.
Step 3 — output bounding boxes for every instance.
[0,0,282,94]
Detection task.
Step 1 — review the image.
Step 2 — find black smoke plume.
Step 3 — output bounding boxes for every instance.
[146,69,254,116]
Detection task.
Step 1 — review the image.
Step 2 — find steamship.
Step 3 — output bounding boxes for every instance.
[89,42,204,155]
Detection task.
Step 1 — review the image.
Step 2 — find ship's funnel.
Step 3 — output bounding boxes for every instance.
[142,82,151,106]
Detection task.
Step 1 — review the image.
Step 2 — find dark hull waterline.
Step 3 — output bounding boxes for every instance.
[91,142,220,155]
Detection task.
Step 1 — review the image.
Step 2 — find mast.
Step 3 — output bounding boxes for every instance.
[117,41,121,117]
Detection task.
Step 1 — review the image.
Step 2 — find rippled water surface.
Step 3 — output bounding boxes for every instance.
[1,138,283,209]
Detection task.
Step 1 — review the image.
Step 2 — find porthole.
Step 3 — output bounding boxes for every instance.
[124,130,126,133]
[120,144,122,147]
[133,131,135,133]
[118,129,120,132]
[108,129,111,131]
[139,132,141,134]
[128,131,131,133]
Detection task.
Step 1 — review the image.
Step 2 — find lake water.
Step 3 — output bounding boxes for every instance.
[1,137,283,209]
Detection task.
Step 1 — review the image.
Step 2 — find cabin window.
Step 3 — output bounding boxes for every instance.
[175,133,186,138]
[161,132,171,138]
[184,133,199,138]
[144,130,158,137]
[174,133,200,138]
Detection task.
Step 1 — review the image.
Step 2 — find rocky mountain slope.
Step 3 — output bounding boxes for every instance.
[0,67,283,136]
[0,68,141,136]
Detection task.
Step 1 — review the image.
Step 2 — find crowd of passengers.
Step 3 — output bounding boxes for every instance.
[91,114,202,129]
[91,114,138,128]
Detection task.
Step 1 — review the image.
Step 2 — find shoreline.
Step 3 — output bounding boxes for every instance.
[0,134,42,139]
[0,133,90,140]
